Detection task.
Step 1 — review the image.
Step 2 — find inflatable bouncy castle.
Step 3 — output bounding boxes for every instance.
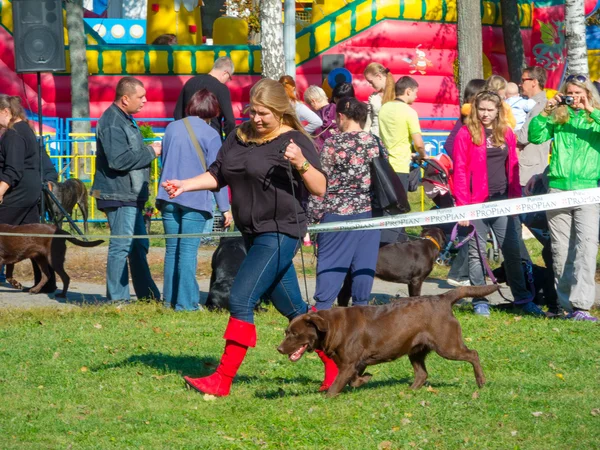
[1,0,600,130]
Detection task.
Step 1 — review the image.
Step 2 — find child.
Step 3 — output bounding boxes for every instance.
[505,82,536,131]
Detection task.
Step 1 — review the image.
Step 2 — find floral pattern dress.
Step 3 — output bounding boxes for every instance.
[308,131,382,223]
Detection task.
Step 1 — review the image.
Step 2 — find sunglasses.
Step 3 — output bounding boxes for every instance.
[566,74,587,83]
[476,90,502,100]
[521,77,534,83]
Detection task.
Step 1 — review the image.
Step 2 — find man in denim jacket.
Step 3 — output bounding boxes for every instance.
[91,77,161,301]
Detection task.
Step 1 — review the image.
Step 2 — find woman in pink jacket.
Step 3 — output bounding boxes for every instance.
[453,91,544,317]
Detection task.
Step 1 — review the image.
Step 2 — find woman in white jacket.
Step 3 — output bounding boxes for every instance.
[279,75,323,133]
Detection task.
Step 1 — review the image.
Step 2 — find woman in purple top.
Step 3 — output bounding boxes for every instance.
[304,85,338,151]
[157,90,232,311]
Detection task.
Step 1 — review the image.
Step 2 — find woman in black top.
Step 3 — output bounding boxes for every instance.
[163,79,329,397]
[0,95,41,224]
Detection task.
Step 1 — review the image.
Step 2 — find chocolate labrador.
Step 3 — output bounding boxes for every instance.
[278,285,498,397]
[47,178,89,233]
[337,227,446,306]
[0,223,103,297]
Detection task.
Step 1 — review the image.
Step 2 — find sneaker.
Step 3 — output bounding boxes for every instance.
[448,278,471,287]
[473,303,491,317]
[566,310,598,322]
[520,301,547,317]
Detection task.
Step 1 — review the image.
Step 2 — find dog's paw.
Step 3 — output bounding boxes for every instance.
[350,373,372,388]
[6,278,23,290]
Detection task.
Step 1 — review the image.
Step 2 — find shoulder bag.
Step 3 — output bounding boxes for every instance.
[371,136,410,215]
[182,117,207,171]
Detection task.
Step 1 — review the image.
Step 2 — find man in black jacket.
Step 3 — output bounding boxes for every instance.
[173,56,236,138]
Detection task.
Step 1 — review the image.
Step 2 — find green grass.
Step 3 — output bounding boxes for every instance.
[1,305,599,449]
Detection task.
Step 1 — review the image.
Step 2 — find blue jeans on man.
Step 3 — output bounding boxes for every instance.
[228,232,309,324]
[161,202,210,311]
[104,206,160,301]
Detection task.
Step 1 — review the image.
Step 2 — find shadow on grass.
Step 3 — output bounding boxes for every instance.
[91,352,220,376]
[252,376,463,399]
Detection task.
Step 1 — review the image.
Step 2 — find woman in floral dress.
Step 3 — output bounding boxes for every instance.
[313,97,383,309]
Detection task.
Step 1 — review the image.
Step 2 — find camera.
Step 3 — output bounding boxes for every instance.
[559,95,575,106]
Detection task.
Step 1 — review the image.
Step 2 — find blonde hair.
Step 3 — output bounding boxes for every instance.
[466,91,509,146]
[484,75,508,95]
[304,85,328,104]
[363,62,395,104]
[237,79,311,144]
[0,95,27,129]
[278,75,298,102]
[552,76,600,124]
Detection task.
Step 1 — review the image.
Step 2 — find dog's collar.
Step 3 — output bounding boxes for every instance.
[423,235,441,251]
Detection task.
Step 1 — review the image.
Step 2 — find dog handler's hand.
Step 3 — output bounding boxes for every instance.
[151,141,162,157]
[283,139,306,170]
[222,211,233,228]
[162,180,184,199]
[458,220,470,227]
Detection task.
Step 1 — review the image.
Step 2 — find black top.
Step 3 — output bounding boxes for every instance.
[208,130,323,238]
[0,121,41,207]
[485,129,508,196]
[173,74,236,138]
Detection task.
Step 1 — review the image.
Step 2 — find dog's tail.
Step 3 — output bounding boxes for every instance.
[444,285,500,305]
[56,230,104,247]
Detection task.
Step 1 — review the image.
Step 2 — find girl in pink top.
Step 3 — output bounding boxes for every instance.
[452,91,543,317]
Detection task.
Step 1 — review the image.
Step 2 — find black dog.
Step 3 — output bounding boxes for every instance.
[47,178,89,233]
[206,236,270,311]
[492,260,560,314]
[338,227,447,306]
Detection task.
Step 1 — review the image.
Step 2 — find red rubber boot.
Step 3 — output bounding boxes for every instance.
[311,306,339,391]
[184,317,256,397]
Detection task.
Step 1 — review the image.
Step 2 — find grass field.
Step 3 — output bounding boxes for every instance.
[1,304,599,449]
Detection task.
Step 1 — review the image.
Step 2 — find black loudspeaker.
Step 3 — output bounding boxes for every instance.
[321,54,345,81]
[12,0,66,73]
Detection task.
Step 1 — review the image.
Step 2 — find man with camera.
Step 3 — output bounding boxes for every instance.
[528,74,600,322]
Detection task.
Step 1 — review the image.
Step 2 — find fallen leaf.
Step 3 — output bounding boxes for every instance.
[53,352,60,359]
[93,323,102,329]
[531,411,543,417]
[80,366,88,372]
[152,327,162,334]
[591,409,600,417]
[222,436,236,441]
[552,327,560,332]
[472,391,480,399]
[556,373,564,380]
[549,362,557,370]
[152,375,168,380]
[420,401,430,407]
[145,421,150,425]
[308,407,314,414]
[514,316,523,321]
[136,371,143,376]
[465,337,473,342]
[511,431,518,436]
[427,386,439,394]
[378,441,393,450]
[404,412,413,418]
[401,418,411,425]
[37,385,44,389]
[203,394,217,401]
[391,426,400,432]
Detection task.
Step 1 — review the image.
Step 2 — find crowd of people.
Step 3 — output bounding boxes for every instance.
[1,56,599,397]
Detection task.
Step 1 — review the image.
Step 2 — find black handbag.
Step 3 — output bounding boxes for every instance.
[371,137,410,215]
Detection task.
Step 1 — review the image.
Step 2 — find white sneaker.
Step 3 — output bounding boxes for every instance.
[447,278,470,287]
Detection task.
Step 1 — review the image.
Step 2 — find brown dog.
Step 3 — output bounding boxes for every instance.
[278,285,498,397]
[47,178,89,233]
[338,227,446,306]
[0,223,103,297]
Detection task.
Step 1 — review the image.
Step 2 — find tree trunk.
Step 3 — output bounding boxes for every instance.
[260,0,285,79]
[65,0,91,176]
[500,0,525,82]
[456,0,483,102]
[565,0,589,76]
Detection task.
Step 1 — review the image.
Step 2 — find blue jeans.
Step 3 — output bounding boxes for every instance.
[229,232,309,324]
[104,206,160,301]
[161,202,210,311]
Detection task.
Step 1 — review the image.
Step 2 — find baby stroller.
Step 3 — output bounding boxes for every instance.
[418,154,501,264]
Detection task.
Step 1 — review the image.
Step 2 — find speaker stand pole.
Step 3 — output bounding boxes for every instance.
[37,71,45,223]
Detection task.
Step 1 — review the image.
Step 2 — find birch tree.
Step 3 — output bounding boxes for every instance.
[457,0,483,102]
[260,0,285,79]
[64,0,90,172]
[565,0,589,76]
